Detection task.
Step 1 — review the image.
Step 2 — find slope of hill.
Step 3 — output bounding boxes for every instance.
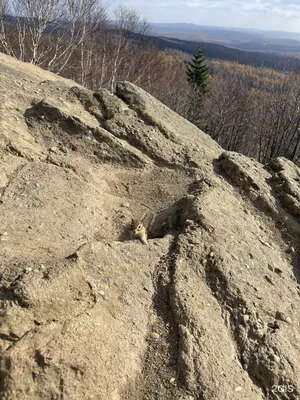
[148,35,300,71]
[230,37,300,54]
[150,23,300,56]
[150,23,261,44]
[1,52,300,400]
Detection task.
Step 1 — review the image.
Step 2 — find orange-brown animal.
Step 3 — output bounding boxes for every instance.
[130,213,154,245]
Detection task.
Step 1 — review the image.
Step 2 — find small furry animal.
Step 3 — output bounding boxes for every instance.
[130,213,153,245]
[129,199,185,245]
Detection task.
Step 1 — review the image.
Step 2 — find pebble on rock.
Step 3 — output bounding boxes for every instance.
[235,386,243,392]
[256,329,265,339]
[242,314,250,323]
[270,353,281,364]
[150,332,160,340]
[275,311,292,324]
[286,246,295,254]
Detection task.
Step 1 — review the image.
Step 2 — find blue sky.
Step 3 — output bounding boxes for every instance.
[109,0,300,33]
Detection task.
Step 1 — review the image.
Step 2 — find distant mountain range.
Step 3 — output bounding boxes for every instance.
[146,35,300,72]
[150,23,300,55]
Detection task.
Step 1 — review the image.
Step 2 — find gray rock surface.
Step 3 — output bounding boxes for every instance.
[0,52,300,399]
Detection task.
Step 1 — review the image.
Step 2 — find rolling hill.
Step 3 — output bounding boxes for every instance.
[147,35,300,71]
[150,23,300,56]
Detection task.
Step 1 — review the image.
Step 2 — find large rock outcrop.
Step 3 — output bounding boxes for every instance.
[0,52,300,400]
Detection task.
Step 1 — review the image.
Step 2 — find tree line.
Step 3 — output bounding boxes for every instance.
[194,61,300,165]
[1,0,300,166]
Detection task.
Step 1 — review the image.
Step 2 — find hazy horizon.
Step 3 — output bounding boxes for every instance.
[111,0,300,34]
[149,22,300,35]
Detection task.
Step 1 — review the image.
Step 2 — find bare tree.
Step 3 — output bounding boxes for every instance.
[195,73,255,154]
[48,0,107,74]
[109,6,150,92]
[0,0,17,57]
[0,0,107,74]
[250,73,300,164]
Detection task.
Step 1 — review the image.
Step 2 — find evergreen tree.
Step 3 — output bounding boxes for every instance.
[186,46,209,92]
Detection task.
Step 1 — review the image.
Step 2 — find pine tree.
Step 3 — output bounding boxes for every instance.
[186,46,209,93]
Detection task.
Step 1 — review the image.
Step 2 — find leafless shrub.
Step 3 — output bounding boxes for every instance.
[198,73,255,154]
[249,73,300,164]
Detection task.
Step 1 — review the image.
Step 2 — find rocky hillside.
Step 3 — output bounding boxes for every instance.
[0,52,300,400]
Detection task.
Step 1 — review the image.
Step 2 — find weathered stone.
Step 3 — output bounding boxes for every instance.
[0,52,300,400]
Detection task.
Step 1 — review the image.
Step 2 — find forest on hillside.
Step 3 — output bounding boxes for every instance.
[1,0,300,166]
[147,36,300,72]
